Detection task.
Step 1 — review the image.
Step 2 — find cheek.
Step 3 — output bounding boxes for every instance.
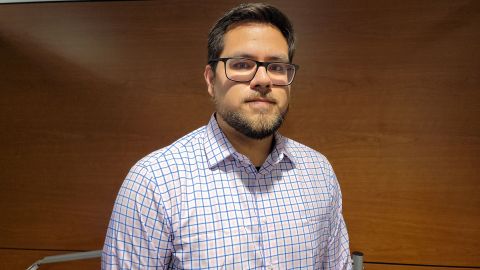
[276,89,290,107]
[218,85,245,105]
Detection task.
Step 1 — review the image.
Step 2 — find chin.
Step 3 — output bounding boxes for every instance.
[247,112,282,129]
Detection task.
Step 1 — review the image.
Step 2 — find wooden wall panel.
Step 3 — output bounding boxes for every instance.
[0,0,478,269]
[282,0,480,266]
[0,249,99,270]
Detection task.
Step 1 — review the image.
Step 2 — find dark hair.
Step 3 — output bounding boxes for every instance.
[207,3,295,70]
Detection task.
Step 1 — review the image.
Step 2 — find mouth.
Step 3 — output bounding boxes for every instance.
[244,97,276,112]
[245,97,276,104]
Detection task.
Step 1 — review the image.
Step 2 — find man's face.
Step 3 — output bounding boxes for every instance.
[205,23,290,139]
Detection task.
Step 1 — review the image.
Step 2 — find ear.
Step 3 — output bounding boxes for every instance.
[204,65,215,98]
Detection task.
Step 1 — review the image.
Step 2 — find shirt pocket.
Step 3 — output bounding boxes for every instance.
[303,209,331,259]
[266,211,330,268]
[176,226,260,269]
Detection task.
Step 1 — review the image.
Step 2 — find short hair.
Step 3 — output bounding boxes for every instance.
[207,3,295,70]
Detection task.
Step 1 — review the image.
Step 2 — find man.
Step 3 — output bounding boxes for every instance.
[103,3,352,269]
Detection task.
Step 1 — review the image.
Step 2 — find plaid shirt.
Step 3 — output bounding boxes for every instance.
[103,115,352,269]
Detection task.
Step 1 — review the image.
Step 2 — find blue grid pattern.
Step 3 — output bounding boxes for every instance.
[102,115,352,269]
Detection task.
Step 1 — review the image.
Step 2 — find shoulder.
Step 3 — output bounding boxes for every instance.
[283,136,333,171]
[117,126,207,210]
[126,126,207,183]
[138,126,206,166]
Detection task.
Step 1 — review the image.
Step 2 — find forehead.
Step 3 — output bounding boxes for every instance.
[221,23,289,61]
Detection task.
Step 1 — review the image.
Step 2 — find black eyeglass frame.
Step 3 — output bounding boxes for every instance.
[208,57,300,86]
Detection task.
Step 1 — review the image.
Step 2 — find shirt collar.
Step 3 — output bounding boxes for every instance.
[269,132,297,167]
[203,114,296,169]
[204,114,236,169]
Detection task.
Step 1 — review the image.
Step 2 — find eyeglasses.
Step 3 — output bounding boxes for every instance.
[209,57,299,86]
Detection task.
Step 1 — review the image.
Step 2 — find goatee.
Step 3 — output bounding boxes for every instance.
[217,106,288,140]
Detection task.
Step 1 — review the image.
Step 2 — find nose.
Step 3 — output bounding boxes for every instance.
[250,66,272,94]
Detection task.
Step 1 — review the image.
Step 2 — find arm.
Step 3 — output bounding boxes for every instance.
[323,171,352,270]
[102,163,173,270]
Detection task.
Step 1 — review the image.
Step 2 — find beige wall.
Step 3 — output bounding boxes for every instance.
[0,1,479,269]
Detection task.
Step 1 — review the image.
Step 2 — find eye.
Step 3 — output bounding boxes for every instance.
[229,59,255,70]
[268,63,287,73]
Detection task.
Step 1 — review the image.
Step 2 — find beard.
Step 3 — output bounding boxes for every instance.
[216,102,289,140]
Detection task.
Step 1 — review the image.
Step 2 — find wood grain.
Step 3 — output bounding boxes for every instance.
[0,249,100,270]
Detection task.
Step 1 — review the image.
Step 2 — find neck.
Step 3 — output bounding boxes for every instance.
[216,115,273,167]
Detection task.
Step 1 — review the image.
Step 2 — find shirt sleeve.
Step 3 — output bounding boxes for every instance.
[323,170,353,270]
[102,163,173,269]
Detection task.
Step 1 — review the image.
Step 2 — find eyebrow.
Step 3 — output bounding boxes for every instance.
[229,53,289,62]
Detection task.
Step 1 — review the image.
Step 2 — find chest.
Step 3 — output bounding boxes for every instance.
[169,169,331,269]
